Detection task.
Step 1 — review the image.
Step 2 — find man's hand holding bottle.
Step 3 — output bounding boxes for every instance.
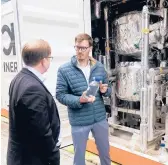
[80,80,108,103]
[80,91,95,103]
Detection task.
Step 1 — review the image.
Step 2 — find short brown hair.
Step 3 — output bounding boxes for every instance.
[75,33,93,46]
[22,39,51,66]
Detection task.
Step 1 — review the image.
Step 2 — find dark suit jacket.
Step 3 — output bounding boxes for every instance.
[7,68,60,165]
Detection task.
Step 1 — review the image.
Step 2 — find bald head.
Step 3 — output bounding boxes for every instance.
[22,39,51,66]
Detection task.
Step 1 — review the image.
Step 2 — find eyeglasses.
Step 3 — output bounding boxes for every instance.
[46,56,54,61]
[74,46,90,52]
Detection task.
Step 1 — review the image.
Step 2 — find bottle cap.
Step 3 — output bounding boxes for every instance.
[160,143,165,147]
[93,76,102,82]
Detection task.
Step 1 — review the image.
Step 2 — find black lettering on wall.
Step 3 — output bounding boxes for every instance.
[1,23,16,56]
[3,62,18,72]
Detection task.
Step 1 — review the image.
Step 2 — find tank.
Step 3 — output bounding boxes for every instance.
[113,11,161,56]
[116,62,141,101]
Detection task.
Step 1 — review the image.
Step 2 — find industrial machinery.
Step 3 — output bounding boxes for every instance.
[1,0,168,164]
[90,0,168,156]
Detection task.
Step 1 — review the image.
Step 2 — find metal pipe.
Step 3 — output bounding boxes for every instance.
[149,67,168,75]
[94,2,112,75]
[104,6,111,75]
[111,82,117,123]
[94,0,130,19]
[98,55,103,63]
[140,5,149,152]
[102,55,106,66]
[166,87,168,149]
[94,0,108,19]
[148,70,156,141]
[166,86,168,105]
[160,8,168,45]
[95,1,101,19]
[165,113,168,149]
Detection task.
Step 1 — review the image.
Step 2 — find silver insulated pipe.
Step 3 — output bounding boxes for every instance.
[94,0,129,18]
[95,1,101,19]
[104,6,111,75]
[140,5,149,152]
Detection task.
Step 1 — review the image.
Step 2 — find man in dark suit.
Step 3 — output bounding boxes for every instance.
[7,39,60,165]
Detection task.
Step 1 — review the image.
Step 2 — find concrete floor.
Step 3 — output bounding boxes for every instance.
[1,99,98,165]
[1,116,97,165]
[1,101,119,165]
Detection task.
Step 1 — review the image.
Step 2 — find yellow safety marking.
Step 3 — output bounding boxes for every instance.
[160,67,163,74]
[105,47,110,51]
[63,145,119,165]
[142,28,150,34]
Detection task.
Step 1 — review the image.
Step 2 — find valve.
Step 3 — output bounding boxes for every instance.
[163,0,168,8]
[147,0,157,8]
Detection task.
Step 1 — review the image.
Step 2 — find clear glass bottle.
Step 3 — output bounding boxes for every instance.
[158,143,168,164]
[85,77,101,97]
